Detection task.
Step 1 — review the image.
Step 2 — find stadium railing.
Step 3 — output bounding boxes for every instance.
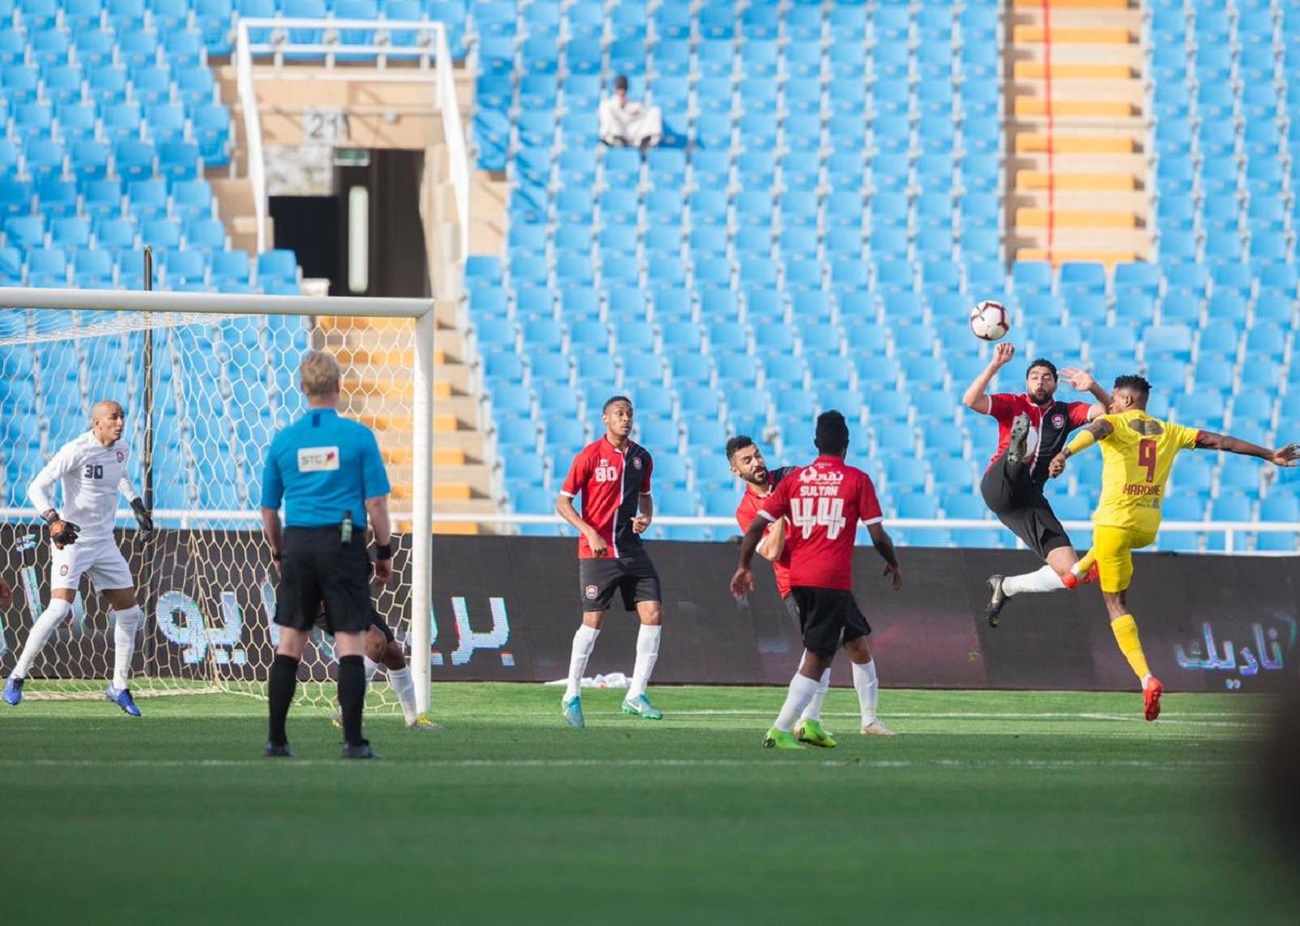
[233,18,469,257]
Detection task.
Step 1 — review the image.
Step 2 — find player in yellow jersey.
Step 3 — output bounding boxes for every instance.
[1048,375,1299,721]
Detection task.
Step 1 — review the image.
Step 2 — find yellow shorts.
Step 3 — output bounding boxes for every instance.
[1093,524,1158,593]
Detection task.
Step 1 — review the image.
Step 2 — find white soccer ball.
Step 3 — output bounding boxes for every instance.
[969,300,1010,341]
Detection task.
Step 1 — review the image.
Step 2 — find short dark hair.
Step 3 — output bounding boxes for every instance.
[1113,374,1151,397]
[814,410,850,456]
[1027,358,1058,379]
[602,395,632,413]
[614,74,628,91]
[725,435,755,461]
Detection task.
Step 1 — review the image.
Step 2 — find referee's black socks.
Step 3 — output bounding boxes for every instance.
[337,655,366,747]
[268,654,300,747]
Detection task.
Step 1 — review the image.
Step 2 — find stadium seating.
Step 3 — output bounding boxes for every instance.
[469,0,1298,551]
[0,0,390,511]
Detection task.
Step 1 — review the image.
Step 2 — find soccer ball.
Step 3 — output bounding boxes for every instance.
[969,300,1010,341]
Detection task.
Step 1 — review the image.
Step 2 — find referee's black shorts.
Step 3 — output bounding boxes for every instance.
[577,547,661,613]
[276,527,372,634]
[789,586,873,659]
[315,606,395,642]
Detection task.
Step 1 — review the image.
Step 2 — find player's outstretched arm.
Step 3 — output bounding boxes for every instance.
[1196,433,1300,467]
[1059,367,1111,418]
[961,342,1015,415]
[1050,418,1115,477]
[867,523,902,590]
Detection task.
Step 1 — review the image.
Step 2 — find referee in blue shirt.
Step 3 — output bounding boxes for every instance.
[260,350,394,759]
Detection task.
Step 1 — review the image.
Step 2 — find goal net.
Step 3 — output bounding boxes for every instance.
[0,288,435,714]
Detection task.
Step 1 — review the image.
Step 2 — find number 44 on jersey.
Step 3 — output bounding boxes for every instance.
[791,496,847,540]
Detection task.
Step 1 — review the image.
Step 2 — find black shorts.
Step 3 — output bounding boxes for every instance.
[578,549,661,612]
[789,587,872,659]
[315,606,394,642]
[276,528,372,634]
[367,611,396,642]
[980,467,1071,560]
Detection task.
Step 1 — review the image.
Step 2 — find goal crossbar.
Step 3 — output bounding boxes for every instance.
[0,288,438,713]
[0,287,433,318]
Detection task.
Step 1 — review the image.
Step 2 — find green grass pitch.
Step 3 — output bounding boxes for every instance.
[1,684,1294,925]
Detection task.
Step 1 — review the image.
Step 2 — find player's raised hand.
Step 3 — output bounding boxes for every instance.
[882,562,902,591]
[1271,442,1300,467]
[730,566,754,598]
[1048,453,1069,478]
[631,514,650,534]
[1058,367,1095,392]
[991,342,1016,368]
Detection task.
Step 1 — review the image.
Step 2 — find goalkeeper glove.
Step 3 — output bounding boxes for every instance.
[49,520,80,549]
[130,497,154,535]
[42,508,79,547]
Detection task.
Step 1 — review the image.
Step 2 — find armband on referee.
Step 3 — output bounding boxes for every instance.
[1065,431,1097,456]
[375,543,393,561]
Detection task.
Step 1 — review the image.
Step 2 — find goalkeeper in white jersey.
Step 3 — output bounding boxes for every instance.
[3,400,154,716]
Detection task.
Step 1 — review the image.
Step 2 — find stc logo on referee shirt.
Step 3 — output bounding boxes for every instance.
[297,446,340,472]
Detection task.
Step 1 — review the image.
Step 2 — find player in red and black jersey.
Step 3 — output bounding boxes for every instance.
[962,343,1110,626]
[728,435,836,747]
[731,412,902,750]
[555,396,663,728]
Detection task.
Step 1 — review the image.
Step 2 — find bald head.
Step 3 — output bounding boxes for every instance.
[92,400,126,446]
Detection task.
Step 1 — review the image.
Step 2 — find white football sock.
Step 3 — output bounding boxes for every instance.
[799,664,832,722]
[111,605,143,691]
[1001,564,1067,597]
[774,672,822,732]
[626,624,661,699]
[564,625,600,700]
[387,665,419,724]
[852,659,880,726]
[12,599,74,680]
[363,656,380,686]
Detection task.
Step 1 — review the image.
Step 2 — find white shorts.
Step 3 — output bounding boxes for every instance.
[50,537,134,593]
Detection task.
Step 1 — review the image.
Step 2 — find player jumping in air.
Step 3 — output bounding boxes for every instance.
[1049,374,1299,720]
[4,401,154,715]
[731,412,902,749]
[728,435,835,748]
[962,343,1110,626]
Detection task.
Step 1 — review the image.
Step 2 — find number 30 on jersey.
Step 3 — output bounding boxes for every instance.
[791,497,847,540]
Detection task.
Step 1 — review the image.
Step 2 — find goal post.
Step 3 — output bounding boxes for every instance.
[0,287,436,714]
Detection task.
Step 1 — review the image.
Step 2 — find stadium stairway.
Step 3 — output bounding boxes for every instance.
[1007,0,1150,266]
[212,57,494,532]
